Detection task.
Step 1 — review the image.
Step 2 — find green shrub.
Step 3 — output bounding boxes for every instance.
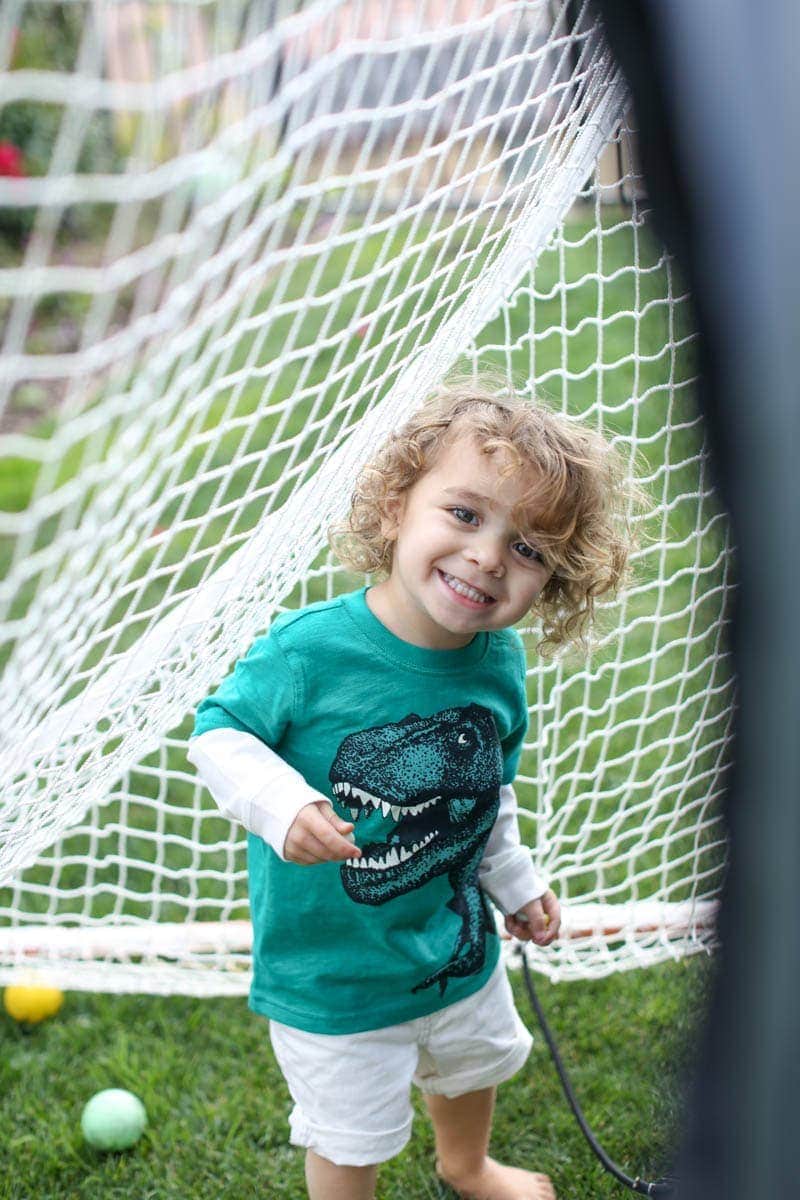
[0,5,120,243]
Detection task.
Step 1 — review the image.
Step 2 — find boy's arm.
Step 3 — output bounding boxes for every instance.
[189,631,358,863]
[479,782,560,944]
[187,729,356,863]
[479,782,548,912]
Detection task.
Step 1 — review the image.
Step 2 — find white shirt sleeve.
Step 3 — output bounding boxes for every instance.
[186,728,326,861]
[478,782,549,915]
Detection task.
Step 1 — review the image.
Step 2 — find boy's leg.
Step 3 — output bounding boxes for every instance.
[305,1149,378,1200]
[269,1017,417,1198]
[423,1087,555,1200]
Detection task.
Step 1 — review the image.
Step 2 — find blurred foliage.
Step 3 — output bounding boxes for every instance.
[0,4,120,242]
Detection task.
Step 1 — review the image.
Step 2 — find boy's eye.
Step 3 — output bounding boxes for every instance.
[514,541,544,564]
[450,506,479,525]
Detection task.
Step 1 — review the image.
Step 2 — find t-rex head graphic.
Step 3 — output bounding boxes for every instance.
[329,703,504,993]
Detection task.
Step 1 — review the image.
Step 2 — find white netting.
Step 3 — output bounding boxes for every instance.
[0,0,732,994]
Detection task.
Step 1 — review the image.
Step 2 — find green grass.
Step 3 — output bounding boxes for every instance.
[0,956,711,1199]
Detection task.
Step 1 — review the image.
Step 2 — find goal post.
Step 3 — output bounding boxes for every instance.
[0,1,731,995]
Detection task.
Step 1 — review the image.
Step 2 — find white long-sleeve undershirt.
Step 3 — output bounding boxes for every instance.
[187,728,548,915]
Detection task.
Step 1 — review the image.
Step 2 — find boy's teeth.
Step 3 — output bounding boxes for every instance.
[442,572,492,604]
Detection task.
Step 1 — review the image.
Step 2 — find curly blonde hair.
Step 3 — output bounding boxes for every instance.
[331,374,640,652]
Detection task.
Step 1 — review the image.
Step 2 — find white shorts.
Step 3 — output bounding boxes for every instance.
[267,959,533,1167]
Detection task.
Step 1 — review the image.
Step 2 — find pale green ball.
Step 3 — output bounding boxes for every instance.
[81,1088,147,1151]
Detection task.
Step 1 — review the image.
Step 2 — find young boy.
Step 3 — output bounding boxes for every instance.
[188,379,632,1200]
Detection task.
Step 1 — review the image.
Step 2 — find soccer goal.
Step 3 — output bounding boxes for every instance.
[0,1,732,996]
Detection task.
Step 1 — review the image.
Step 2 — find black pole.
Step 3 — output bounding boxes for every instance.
[591,3,800,1196]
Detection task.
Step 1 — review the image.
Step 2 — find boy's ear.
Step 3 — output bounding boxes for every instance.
[380,493,405,540]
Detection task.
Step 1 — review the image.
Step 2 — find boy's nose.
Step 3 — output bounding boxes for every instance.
[466,537,505,577]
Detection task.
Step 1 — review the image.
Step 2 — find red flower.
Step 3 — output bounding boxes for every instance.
[0,141,24,177]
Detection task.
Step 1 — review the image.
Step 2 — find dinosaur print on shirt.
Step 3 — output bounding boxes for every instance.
[329,703,503,996]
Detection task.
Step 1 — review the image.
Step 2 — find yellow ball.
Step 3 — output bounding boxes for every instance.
[3,981,64,1024]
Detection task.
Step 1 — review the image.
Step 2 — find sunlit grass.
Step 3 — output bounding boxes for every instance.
[0,955,712,1199]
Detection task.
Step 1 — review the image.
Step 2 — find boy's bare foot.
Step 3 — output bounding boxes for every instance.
[435,1155,556,1200]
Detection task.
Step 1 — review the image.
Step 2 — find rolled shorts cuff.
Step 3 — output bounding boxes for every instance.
[288,1107,414,1167]
[413,1019,533,1098]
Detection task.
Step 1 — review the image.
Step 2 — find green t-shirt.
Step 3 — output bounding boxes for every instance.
[192,586,529,1033]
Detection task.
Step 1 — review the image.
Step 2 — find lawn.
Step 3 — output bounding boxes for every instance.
[0,953,712,1199]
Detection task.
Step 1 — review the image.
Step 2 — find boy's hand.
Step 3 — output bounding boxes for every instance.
[283,800,361,865]
[503,888,561,946]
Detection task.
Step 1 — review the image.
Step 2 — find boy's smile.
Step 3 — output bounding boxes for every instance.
[366,435,553,649]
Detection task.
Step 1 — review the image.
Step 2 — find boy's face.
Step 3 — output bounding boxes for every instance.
[372,434,554,650]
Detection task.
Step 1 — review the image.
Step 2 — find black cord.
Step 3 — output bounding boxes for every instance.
[517,944,678,1198]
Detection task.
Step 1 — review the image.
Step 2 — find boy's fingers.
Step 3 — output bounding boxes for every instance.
[543,919,560,942]
[294,828,356,863]
[540,891,561,941]
[284,801,360,863]
[329,813,357,837]
[309,802,360,860]
[512,902,550,944]
[504,914,530,941]
[317,802,358,838]
[505,891,561,944]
